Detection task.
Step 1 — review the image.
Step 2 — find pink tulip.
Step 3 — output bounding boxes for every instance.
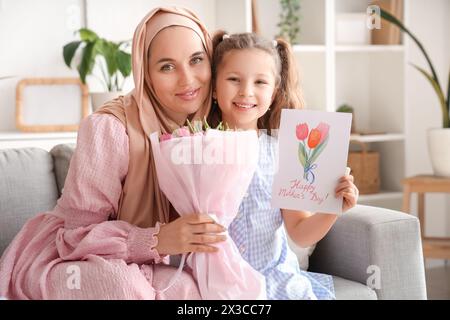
[174,126,191,137]
[316,122,330,145]
[296,123,308,141]
[160,133,173,141]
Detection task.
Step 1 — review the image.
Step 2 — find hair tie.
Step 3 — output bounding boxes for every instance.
[222,34,230,40]
[272,40,278,48]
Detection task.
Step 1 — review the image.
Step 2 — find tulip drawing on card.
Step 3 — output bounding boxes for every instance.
[296,122,330,184]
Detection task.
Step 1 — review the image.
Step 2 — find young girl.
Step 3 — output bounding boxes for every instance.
[209,32,359,300]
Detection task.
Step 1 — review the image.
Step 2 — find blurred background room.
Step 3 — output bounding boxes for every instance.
[0,0,449,299]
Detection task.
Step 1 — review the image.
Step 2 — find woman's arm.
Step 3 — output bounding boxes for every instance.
[54,114,226,263]
[54,114,164,264]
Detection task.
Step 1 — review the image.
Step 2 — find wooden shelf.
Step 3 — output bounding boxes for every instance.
[402,175,450,259]
[423,238,450,259]
[0,131,77,151]
[292,45,326,53]
[335,45,404,52]
[0,131,77,141]
[350,133,405,143]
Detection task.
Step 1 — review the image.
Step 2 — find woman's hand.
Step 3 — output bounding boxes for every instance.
[335,173,359,213]
[155,214,227,255]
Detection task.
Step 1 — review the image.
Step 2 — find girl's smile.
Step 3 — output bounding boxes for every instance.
[214,48,277,130]
[233,101,257,110]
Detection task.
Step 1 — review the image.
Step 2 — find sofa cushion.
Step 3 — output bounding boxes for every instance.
[50,143,76,195]
[333,276,377,300]
[0,148,59,255]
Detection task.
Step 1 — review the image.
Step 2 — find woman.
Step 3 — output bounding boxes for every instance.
[0,7,225,299]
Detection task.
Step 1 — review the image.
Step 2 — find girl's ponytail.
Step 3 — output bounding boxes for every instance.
[212,30,227,52]
[208,30,229,127]
[260,38,304,131]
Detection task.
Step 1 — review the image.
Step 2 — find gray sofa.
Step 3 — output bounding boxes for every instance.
[0,144,427,300]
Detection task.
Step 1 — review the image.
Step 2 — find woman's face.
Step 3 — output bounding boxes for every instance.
[148,26,211,125]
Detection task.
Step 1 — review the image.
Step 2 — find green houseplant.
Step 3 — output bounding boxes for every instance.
[380,9,449,128]
[337,104,356,133]
[63,28,131,92]
[277,0,301,44]
[63,28,132,111]
[380,8,450,176]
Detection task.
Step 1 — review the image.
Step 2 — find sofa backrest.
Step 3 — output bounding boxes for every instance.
[0,148,59,254]
[0,144,76,256]
[50,144,76,195]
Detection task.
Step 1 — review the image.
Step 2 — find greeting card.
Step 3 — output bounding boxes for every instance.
[271,109,352,214]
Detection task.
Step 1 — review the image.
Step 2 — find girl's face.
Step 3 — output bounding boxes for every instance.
[149,26,211,125]
[214,48,277,130]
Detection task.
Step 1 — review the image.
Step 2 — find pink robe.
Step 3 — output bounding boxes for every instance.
[0,114,201,300]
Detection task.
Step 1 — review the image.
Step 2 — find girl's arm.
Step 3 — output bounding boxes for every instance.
[282,209,337,248]
[282,174,358,248]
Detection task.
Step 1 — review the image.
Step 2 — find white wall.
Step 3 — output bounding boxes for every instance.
[0,0,85,130]
[405,0,450,266]
[0,0,219,130]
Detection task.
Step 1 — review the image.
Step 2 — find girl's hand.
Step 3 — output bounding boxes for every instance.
[335,172,359,213]
[155,214,227,255]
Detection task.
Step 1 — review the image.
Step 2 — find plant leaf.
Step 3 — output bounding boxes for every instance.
[62,41,81,68]
[337,104,353,113]
[380,8,441,92]
[203,116,210,130]
[185,118,195,133]
[117,40,132,51]
[116,50,132,77]
[308,135,328,165]
[412,63,449,128]
[77,42,96,84]
[96,40,117,77]
[447,69,450,115]
[78,28,99,42]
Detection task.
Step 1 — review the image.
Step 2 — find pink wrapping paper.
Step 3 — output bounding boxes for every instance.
[150,129,266,300]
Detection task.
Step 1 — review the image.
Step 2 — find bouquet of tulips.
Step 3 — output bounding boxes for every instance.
[149,119,266,300]
[296,122,330,184]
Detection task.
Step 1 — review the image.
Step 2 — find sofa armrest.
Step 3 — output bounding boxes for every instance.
[309,205,427,300]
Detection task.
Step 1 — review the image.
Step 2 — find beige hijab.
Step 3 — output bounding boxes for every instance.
[95,7,212,228]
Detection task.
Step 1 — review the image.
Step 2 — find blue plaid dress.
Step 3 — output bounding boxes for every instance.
[229,132,335,300]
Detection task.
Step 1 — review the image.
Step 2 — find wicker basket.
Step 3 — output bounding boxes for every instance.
[347,140,380,194]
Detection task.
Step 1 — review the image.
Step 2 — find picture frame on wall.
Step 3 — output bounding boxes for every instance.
[15,78,89,132]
